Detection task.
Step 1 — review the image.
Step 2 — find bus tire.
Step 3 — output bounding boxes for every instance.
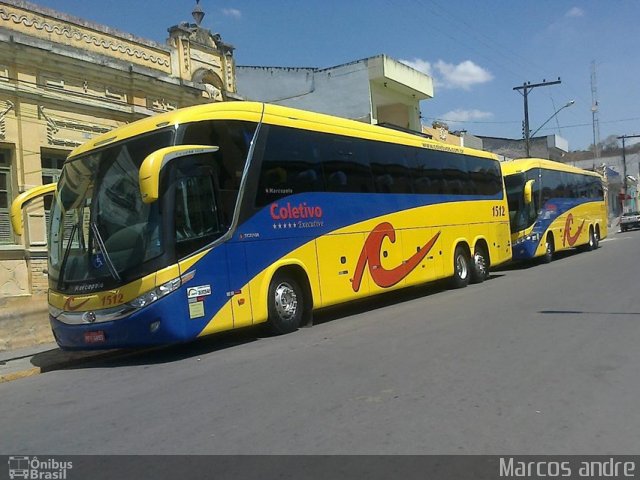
[541,234,554,264]
[267,271,304,335]
[471,244,489,284]
[450,245,471,289]
[585,226,596,251]
[594,225,600,249]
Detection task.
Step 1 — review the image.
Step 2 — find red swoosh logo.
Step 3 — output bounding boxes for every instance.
[352,222,441,292]
[63,297,90,311]
[563,213,585,247]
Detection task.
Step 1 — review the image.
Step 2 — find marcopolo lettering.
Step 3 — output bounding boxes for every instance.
[270,202,323,220]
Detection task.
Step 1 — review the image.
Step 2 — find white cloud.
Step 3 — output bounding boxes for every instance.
[435,60,493,90]
[565,7,584,17]
[399,58,492,90]
[222,8,242,19]
[439,109,494,124]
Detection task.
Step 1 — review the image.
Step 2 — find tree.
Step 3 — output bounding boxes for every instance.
[601,135,619,152]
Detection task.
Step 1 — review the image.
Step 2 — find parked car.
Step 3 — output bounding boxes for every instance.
[620,211,640,231]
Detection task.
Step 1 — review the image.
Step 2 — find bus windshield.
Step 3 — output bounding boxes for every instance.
[504,172,534,233]
[49,130,175,292]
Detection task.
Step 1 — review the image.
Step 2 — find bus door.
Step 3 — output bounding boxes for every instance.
[225,242,253,328]
[172,159,234,334]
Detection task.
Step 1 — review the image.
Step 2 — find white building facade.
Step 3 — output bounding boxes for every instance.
[236,55,433,132]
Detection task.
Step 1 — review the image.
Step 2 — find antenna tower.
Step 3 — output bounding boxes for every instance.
[591,61,601,158]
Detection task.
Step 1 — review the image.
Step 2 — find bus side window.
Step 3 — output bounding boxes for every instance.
[369,143,412,194]
[255,127,325,206]
[321,136,374,194]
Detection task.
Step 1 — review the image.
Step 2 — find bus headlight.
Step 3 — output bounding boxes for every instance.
[515,233,540,245]
[128,277,182,309]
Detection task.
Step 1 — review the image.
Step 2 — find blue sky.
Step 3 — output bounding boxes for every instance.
[32,0,640,151]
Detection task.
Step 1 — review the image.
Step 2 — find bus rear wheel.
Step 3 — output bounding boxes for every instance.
[471,245,489,284]
[586,226,596,251]
[451,245,471,289]
[267,272,304,335]
[579,226,596,252]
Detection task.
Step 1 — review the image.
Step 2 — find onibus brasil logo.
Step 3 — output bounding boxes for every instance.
[8,456,72,479]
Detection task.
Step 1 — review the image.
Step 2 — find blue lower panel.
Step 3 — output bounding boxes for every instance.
[50,297,203,351]
[51,315,182,351]
[512,239,540,260]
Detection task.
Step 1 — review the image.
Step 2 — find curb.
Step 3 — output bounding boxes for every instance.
[0,345,166,384]
[0,348,126,384]
[0,366,41,383]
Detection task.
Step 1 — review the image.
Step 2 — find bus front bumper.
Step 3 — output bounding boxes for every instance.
[50,301,189,350]
[511,237,542,260]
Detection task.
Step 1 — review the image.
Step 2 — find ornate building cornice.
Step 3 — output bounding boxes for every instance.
[0,2,171,73]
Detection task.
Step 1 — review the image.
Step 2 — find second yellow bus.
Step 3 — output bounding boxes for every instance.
[502,158,607,263]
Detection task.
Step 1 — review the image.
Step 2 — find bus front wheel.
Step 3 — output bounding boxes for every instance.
[541,235,554,263]
[451,245,471,289]
[267,272,304,334]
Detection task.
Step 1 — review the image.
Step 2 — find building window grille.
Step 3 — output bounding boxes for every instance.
[0,148,13,244]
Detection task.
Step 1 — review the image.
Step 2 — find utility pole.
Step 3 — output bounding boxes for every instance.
[617,134,640,196]
[513,78,561,157]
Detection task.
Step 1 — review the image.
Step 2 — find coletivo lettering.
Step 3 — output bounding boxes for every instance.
[270,202,323,221]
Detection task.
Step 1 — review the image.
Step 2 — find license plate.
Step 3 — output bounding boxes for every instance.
[84,331,106,344]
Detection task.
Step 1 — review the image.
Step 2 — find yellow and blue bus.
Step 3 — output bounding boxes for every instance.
[502,158,607,263]
[12,102,511,349]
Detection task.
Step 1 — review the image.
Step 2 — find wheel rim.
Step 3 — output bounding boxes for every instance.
[274,282,298,321]
[456,254,468,280]
[474,252,487,277]
[546,242,552,255]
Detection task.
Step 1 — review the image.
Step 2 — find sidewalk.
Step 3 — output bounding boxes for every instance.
[0,295,131,383]
[0,341,122,383]
[0,294,52,351]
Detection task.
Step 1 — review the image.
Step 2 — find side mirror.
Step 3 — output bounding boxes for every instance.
[524,179,535,205]
[139,145,219,204]
[10,183,57,236]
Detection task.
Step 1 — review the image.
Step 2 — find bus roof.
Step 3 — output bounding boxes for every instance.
[67,101,498,161]
[501,157,603,179]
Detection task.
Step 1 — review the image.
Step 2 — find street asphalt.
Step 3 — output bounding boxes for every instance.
[1,231,639,455]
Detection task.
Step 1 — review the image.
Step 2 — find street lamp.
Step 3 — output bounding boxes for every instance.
[529,100,575,138]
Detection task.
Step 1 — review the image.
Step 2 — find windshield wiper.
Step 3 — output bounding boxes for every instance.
[57,223,78,291]
[90,222,121,282]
